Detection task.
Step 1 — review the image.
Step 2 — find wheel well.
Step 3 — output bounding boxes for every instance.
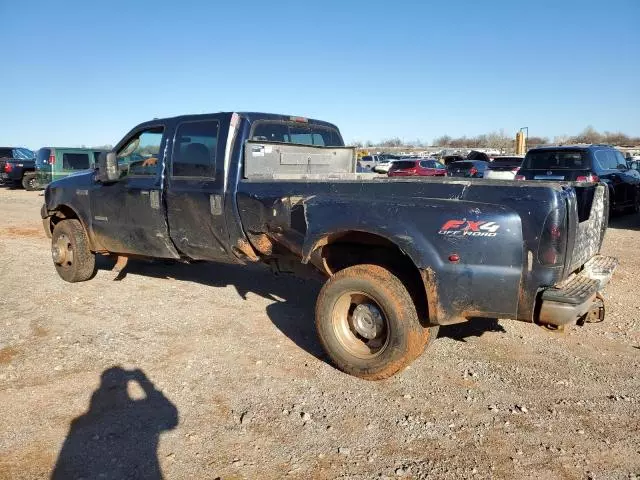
[49,205,80,231]
[316,231,429,325]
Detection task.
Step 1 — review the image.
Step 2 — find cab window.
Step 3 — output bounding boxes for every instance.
[117,127,164,177]
[62,153,90,170]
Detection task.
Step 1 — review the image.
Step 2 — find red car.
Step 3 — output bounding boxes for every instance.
[387,158,447,177]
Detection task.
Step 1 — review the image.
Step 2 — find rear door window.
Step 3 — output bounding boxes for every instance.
[593,150,618,170]
[172,120,219,178]
[62,153,90,170]
[524,150,587,169]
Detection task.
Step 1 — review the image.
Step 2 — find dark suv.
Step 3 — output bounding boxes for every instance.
[517,145,640,214]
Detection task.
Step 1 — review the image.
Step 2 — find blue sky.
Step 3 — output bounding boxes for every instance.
[1,0,639,148]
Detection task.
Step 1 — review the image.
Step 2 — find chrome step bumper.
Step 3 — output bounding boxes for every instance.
[537,255,618,327]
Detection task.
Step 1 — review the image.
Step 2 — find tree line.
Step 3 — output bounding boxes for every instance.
[353,126,640,149]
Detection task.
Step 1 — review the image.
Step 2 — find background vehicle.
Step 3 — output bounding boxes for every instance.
[35,148,107,188]
[517,145,640,213]
[0,147,36,189]
[388,158,446,177]
[42,112,616,380]
[446,160,489,178]
[359,154,379,171]
[441,154,466,165]
[483,156,524,180]
[372,158,397,173]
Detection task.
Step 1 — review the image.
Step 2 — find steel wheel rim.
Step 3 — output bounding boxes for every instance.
[331,291,390,359]
[52,233,74,267]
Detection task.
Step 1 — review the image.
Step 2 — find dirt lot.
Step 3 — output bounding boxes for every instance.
[0,187,638,480]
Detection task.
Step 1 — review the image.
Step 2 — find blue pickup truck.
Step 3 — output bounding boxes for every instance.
[0,147,37,189]
[41,112,617,379]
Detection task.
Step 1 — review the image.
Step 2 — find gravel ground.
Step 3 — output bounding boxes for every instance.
[0,187,638,480]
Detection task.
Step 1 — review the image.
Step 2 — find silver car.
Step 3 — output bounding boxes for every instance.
[483,156,524,180]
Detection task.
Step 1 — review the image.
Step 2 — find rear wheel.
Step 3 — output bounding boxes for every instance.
[632,190,640,214]
[21,172,38,191]
[51,219,96,282]
[315,264,428,380]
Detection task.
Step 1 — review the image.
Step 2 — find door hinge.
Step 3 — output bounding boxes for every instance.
[210,194,223,216]
[150,190,160,209]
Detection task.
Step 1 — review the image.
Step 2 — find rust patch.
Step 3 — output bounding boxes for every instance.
[0,346,19,364]
[421,267,442,325]
[234,238,259,261]
[248,233,274,256]
[0,227,45,238]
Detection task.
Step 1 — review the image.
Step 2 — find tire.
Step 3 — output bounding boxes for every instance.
[51,219,96,282]
[630,190,640,214]
[21,172,38,191]
[315,264,428,380]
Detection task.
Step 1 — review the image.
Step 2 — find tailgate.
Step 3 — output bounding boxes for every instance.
[568,184,608,272]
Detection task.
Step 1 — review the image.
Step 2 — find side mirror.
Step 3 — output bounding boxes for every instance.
[97,152,120,182]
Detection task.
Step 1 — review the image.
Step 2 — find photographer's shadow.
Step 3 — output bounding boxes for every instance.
[51,367,178,480]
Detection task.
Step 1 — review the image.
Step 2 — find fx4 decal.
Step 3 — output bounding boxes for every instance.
[438,220,501,237]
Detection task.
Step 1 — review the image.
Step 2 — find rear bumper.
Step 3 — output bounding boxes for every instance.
[537,255,617,327]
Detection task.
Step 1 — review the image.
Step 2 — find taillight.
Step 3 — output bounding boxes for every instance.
[538,206,567,265]
[4,163,12,173]
[515,174,526,180]
[511,166,520,172]
[49,153,55,165]
[576,174,599,182]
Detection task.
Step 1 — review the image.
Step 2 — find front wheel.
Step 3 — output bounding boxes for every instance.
[51,219,96,282]
[315,264,429,380]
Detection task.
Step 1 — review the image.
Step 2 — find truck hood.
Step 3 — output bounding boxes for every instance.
[48,169,95,188]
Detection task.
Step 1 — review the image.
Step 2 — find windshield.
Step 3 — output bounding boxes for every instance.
[524,150,587,169]
[251,121,343,147]
[13,148,34,159]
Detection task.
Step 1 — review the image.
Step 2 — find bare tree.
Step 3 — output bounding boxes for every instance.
[485,129,511,153]
[380,137,403,147]
[572,126,602,144]
[526,136,549,146]
[433,135,452,147]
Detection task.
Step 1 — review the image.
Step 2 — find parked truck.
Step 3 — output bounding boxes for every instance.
[0,147,36,189]
[41,112,617,379]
